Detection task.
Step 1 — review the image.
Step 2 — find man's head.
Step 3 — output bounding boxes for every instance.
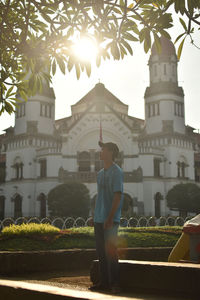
[98,141,119,161]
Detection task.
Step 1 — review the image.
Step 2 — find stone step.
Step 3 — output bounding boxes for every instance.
[0,279,143,300]
[0,248,171,275]
[90,260,200,298]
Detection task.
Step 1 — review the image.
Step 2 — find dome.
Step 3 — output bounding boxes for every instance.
[151,36,176,56]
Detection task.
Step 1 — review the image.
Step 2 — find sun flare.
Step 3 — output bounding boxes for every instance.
[73,37,98,62]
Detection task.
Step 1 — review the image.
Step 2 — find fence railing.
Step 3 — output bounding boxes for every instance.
[0,216,192,230]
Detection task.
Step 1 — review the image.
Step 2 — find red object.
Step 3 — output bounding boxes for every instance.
[196,243,200,253]
[183,225,200,234]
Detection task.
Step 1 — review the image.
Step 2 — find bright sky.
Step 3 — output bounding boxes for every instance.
[1,19,200,134]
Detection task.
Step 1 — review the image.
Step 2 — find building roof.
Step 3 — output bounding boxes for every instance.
[71,83,128,108]
[151,36,176,57]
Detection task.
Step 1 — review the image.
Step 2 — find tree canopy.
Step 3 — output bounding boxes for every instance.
[1,0,200,115]
[47,182,90,217]
[166,183,200,214]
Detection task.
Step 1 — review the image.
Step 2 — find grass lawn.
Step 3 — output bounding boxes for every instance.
[0,224,182,251]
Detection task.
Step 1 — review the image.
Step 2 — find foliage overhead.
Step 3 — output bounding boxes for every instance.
[166,183,200,213]
[47,182,90,217]
[1,0,200,115]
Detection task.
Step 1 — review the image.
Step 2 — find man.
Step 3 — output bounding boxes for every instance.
[89,141,123,293]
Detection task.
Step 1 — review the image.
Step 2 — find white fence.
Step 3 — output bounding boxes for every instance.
[0,216,192,230]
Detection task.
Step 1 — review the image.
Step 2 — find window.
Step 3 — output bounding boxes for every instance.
[39,159,47,178]
[0,196,5,220]
[177,158,187,178]
[174,102,184,117]
[16,103,25,118]
[95,152,103,172]
[154,158,161,177]
[78,152,90,172]
[147,103,160,118]
[38,193,46,218]
[163,64,167,75]
[12,157,23,180]
[195,161,200,182]
[13,194,22,219]
[40,103,52,118]
[0,162,6,183]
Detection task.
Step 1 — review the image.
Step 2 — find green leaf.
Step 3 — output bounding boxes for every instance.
[67,57,74,72]
[110,42,120,60]
[153,33,161,54]
[177,37,186,60]
[96,54,101,67]
[121,40,133,55]
[85,62,91,77]
[52,59,56,76]
[143,29,151,54]
[119,43,127,56]
[123,32,138,42]
[6,86,14,98]
[179,18,187,31]
[5,101,14,114]
[57,57,65,75]
[174,33,186,44]
[75,63,80,79]
[19,90,28,102]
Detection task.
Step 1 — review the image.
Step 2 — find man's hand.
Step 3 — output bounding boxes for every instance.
[104,216,113,229]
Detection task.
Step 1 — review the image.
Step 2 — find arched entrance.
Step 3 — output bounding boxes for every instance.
[37,193,46,218]
[12,194,22,219]
[122,193,133,218]
[154,192,163,218]
[0,195,5,220]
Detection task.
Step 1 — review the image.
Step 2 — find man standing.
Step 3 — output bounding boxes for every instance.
[89,141,123,293]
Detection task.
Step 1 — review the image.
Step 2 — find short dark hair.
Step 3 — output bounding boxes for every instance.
[98,141,119,160]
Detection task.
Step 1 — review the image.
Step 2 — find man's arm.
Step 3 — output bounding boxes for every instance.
[104,191,121,229]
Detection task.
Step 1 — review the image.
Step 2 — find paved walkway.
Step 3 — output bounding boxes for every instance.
[0,270,194,300]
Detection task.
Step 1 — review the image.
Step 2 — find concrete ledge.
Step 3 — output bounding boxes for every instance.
[0,280,133,300]
[90,260,200,297]
[0,248,172,275]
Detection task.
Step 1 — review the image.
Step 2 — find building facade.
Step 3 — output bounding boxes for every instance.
[0,37,199,219]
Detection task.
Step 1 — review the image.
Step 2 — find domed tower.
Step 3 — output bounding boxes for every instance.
[144,36,185,135]
[14,83,55,136]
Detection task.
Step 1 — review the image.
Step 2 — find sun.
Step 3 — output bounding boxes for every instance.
[72,37,98,62]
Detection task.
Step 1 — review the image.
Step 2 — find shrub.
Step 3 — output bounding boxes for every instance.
[2,223,59,236]
[47,182,90,218]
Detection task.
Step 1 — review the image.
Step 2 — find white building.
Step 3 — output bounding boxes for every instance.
[0,37,197,219]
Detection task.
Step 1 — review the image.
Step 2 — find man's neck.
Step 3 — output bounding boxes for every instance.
[103,160,114,170]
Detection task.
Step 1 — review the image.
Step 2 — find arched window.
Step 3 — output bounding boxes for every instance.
[177,156,187,178]
[154,158,161,177]
[39,159,47,178]
[78,151,90,171]
[0,195,5,220]
[12,157,23,180]
[121,194,135,218]
[37,193,46,218]
[12,194,22,219]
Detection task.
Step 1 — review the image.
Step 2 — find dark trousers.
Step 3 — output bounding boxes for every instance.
[94,222,119,287]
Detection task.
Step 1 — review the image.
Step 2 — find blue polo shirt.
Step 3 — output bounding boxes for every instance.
[94,163,124,223]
